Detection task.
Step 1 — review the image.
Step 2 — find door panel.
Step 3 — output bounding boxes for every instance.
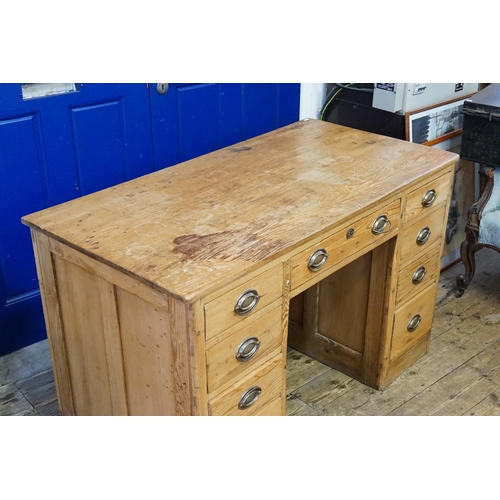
[278,83,303,127]
[242,83,278,138]
[178,84,219,161]
[0,83,154,355]
[72,99,129,194]
[219,83,244,147]
[149,83,300,169]
[0,114,46,298]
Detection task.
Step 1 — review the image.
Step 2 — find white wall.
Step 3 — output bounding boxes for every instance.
[299,83,327,120]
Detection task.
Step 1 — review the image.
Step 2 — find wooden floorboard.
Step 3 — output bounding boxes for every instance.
[0,383,40,416]
[0,369,60,416]
[1,248,499,417]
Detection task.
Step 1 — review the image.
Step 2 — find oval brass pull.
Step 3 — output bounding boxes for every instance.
[416,227,431,245]
[422,189,437,207]
[234,289,260,316]
[412,266,427,285]
[372,214,393,235]
[238,386,262,409]
[235,337,261,362]
[407,314,422,332]
[308,248,329,272]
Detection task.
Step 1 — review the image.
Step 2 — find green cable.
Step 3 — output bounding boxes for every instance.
[319,83,353,120]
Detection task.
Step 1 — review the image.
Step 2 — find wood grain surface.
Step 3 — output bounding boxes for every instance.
[22,120,457,303]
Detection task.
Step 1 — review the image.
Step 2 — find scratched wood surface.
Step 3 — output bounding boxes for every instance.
[22,119,457,303]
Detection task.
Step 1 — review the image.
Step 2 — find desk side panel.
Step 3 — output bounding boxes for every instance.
[32,232,201,416]
[53,254,116,415]
[31,230,75,416]
[116,290,194,416]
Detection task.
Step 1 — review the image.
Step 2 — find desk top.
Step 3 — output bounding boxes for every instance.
[23,120,458,302]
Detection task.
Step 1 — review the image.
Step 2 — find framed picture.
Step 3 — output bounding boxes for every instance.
[405,93,476,146]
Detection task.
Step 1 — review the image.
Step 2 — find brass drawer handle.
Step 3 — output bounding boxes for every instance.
[234,289,260,316]
[407,314,422,332]
[412,266,427,285]
[238,386,262,409]
[372,214,393,235]
[308,248,329,272]
[416,227,431,245]
[235,337,261,362]
[422,189,437,207]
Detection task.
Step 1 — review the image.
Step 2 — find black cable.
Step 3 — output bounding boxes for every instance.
[320,84,349,120]
[320,83,374,121]
[332,83,374,93]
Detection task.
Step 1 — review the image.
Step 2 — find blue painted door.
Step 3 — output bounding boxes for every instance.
[0,83,154,355]
[149,83,300,169]
[0,83,300,356]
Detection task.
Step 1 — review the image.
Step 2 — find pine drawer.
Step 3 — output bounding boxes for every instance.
[208,354,284,416]
[204,264,283,340]
[291,199,400,290]
[205,306,282,393]
[253,397,283,416]
[396,245,441,306]
[390,285,437,361]
[399,205,446,264]
[404,171,452,225]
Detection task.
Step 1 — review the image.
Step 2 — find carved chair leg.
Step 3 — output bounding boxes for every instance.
[456,235,478,297]
[455,165,496,298]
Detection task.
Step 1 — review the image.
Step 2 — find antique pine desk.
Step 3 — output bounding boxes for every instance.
[22,120,458,416]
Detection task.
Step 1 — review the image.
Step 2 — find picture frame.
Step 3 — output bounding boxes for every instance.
[405,93,476,146]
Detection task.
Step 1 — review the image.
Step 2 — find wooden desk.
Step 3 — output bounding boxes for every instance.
[22,120,457,416]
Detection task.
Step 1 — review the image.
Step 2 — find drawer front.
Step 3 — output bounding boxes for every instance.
[396,245,441,305]
[399,205,446,264]
[208,354,284,416]
[206,307,282,393]
[204,264,283,340]
[390,285,437,361]
[253,397,283,416]
[404,171,452,224]
[291,199,400,290]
